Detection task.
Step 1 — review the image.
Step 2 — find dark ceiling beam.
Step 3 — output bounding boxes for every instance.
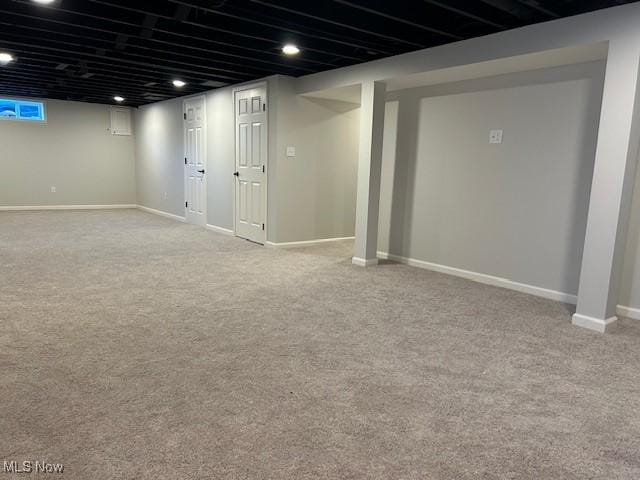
[1,5,334,69]
[165,0,394,56]
[0,13,322,74]
[180,20,355,62]
[3,43,246,86]
[0,90,146,105]
[88,0,392,57]
[0,21,315,77]
[0,89,150,106]
[477,0,537,19]
[140,14,159,40]
[81,0,371,63]
[248,0,427,49]
[14,70,178,97]
[168,7,371,62]
[332,0,463,40]
[0,37,254,81]
[0,78,170,103]
[515,0,560,18]
[173,3,191,21]
[0,83,47,94]
[224,3,393,56]
[7,67,183,97]
[0,80,155,103]
[0,0,620,107]
[13,57,218,89]
[114,33,129,51]
[0,73,162,98]
[422,0,507,29]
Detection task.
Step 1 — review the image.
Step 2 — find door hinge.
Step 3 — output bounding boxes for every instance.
[263,103,266,112]
[184,157,187,165]
[183,113,187,120]
[185,201,188,208]
[262,223,265,231]
[262,165,265,173]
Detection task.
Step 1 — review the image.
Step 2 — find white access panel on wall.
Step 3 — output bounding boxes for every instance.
[184,96,207,227]
[110,107,132,135]
[234,84,267,244]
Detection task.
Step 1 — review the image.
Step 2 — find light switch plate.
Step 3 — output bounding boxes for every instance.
[286,146,296,157]
[489,130,503,144]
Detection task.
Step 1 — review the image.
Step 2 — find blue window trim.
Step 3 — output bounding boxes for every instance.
[0,97,47,123]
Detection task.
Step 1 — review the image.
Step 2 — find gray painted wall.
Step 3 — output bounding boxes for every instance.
[272,77,360,243]
[134,98,184,216]
[134,76,359,243]
[134,80,276,231]
[206,88,235,230]
[620,159,640,309]
[378,62,605,296]
[0,99,136,206]
[131,62,640,310]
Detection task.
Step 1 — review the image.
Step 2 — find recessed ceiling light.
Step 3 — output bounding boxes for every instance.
[172,79,186,88]
[0,52,14,65]
[114,96,125,102]
[32,0,56,4]
[282,44,300,55]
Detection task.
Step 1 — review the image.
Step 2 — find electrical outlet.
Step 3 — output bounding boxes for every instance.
[163,192,168,200]
[50,186,56,193]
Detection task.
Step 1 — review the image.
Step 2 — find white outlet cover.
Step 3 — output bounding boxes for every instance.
[286,146,296,157]
[489,130,503,144]
[50,186,56,193]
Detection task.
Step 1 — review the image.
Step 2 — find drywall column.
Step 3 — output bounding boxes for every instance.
[353,80,386,266]
[572,40,640,332]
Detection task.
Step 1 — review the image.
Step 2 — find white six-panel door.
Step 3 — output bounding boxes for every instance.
[235,86,267,244]
[184,96,206,226]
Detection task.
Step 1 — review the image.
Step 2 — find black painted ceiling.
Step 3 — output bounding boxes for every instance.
[0,0,635,107]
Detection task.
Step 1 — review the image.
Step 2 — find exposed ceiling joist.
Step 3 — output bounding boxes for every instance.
[0,0,632,106]
[422,0,507,29]
[248,0,428,49]
[478,0,538,19]
[331,0,463,40]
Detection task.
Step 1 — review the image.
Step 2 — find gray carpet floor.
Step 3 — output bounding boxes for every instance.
[1,210,639,480]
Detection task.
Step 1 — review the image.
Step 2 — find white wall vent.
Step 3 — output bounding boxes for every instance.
[110,107,132,136]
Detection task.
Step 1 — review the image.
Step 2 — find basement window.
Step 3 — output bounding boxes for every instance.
[0,98,46,122]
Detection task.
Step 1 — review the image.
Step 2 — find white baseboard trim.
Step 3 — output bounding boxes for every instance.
[352,257,379,267]
[206,224,234,236]
[572,313,618,333]
[377,251,577,304]
[266,236,355,248]
[377,251,640,321]
[616,305,640,321]
[137,205,185,222]
[0,204,136,211]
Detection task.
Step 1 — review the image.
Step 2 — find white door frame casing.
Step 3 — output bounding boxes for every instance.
[183,95,207,226]
[232,81,268,244]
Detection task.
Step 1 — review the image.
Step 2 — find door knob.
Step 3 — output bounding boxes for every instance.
[233,172,239,177]
[197,169,205,174]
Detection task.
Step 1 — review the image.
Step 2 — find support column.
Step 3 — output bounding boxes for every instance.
[573,40,640,332]
[353,81,386,267]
